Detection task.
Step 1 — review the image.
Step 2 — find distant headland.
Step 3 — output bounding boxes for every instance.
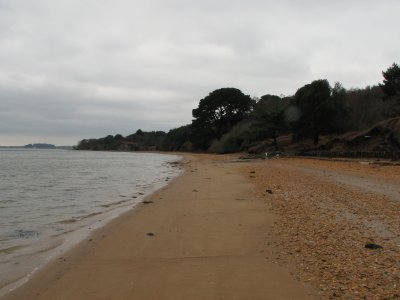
[24,143,56,149]
[24,144,73,150]
[0,144,73,150]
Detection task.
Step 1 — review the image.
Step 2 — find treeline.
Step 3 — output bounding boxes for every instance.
[76,63,400,153]
[76,130,166,151]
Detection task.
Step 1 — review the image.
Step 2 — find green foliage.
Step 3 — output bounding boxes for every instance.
[179,141,193,152]
[76,134,125,150]
[379,62,400,117]
[208,121,252,153]
[76,131,166,151]
[191,88,254,151]
[327,82,351,133]
[125,130,166,150]
[291,79,347,144]
[250,95,290,150]
[162,125,192,151]
[380,63,400,100]
[76,63,398,153]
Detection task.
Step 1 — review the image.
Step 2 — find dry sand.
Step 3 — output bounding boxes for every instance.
[2,154,319,300]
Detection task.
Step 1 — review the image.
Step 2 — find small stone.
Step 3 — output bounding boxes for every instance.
[142,201,154,204]
[365,243,383,250]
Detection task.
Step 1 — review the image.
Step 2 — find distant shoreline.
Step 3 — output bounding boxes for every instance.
[0,146,73,150]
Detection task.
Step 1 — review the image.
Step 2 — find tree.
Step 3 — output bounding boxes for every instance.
[329,82,350,133]
[379,63,400,117]
[380,63,400,100]
[291,79,347,145]
[162,125,192,151]
[344,86,387,130]
[251,94,289,150]
[191,88,254,150]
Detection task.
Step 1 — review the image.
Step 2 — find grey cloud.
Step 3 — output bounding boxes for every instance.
[0,0,399,145]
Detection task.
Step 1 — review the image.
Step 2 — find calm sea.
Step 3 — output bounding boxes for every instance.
[0,149,182,295]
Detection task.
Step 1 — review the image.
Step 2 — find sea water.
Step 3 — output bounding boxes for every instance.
[0,149,182,295]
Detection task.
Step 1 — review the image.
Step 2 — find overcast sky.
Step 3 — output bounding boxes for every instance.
[0,0,399,146]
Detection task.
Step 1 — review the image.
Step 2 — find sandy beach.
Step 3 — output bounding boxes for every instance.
[3,154,400,299]
[2,154,318,300]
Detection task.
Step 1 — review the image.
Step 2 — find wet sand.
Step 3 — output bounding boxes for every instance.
[2,154,319,300]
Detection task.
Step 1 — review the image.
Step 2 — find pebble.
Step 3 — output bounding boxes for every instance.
[242,159,400,299]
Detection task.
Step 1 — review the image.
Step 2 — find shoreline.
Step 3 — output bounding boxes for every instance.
[0,153,184,298]
[2,153,320,300]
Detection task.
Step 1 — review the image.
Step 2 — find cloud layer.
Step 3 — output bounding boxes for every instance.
[0,0,399,145]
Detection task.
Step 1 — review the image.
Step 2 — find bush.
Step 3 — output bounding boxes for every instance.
[208,121,252,153]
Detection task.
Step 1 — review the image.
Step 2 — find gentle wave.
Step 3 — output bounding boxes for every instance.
[0,149,183,296]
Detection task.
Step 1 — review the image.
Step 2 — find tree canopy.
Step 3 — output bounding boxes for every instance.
[75,63,398,153]
[191,88,254,150]
[251,95,290,150]
[162,124,192,151]
[291,79,347,145]
[76,131,166,151]
[380,62,400,100]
